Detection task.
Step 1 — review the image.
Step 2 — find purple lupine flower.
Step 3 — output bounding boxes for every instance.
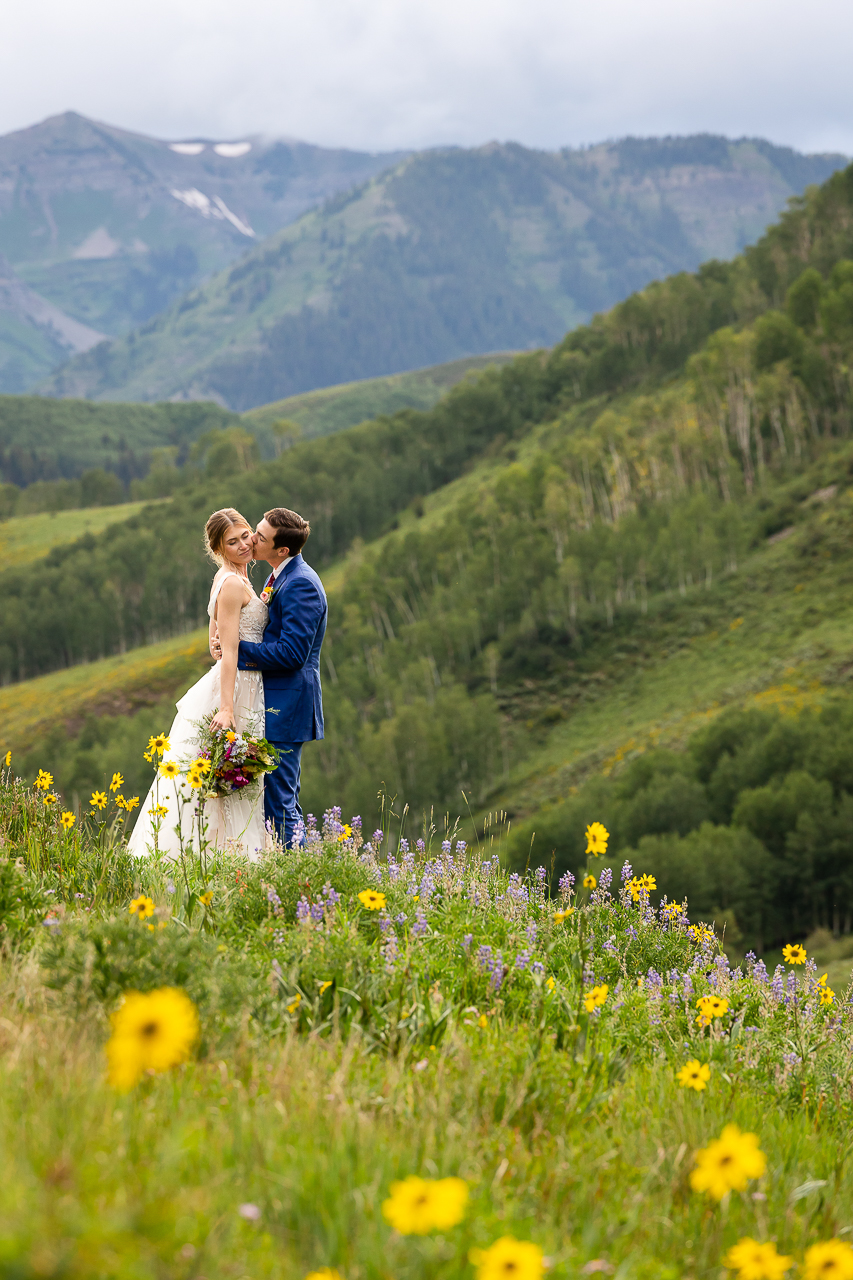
[515,950,532,971]
[412,911,429,937]
[441,840,452,854]
[296,896,310,922]
[744,950,756,975]
[323,883,340,907]
[267,888,282,907]
[416,838,426,852]
[599,867,613,892]
[682,974,694,999]
[753,959,768,984]
[771,965,785,1001]
[456,841,467,855]
[399,838,410,854]
[489,952,505,991]
[715,954,730,974]
[372,829,384,845]
[310,901,325,923]
[603,937,618,956]
[382,931,399,972]
[462,933,473,951]
[477,945,493,969]
[292,818,306,848]
[351,815,362,830]
[621,860,633,883]
[786,970,798,1004]
[531,961,545,975]
[646,968,663,998]
[526,921,538,946]
[378,911,393,935]
[534,866,546,882]
[558,869,575,897]
[396,912,407,924]
[625,924,638,941]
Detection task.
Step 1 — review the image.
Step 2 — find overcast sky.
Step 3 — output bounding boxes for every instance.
[2,0,852,156]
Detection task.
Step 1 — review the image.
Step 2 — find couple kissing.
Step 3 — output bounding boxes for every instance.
[128,506,327,861]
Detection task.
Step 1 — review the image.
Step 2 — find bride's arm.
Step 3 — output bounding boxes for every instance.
[210,576,245,732]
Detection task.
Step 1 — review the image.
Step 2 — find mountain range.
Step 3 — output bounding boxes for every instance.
[0,111,403,393]
[0,116,846,406]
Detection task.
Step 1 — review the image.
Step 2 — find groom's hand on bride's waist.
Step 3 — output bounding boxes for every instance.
[210,636,222,660]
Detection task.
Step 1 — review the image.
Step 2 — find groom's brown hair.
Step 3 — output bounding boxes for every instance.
[264,507,310,554]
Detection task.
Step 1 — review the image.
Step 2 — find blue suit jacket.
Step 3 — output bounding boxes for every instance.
[237,554,327,744]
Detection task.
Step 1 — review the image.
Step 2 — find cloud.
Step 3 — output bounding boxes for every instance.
[1,0,852,154]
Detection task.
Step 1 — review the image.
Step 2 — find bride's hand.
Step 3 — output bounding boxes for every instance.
[210,708,236,733]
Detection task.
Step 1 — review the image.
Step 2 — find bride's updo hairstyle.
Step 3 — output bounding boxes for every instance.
[204,508,252,566]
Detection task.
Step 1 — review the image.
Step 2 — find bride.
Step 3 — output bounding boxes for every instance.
[128,507,269,861]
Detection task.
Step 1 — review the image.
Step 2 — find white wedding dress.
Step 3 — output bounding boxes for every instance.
[128,572,269,862]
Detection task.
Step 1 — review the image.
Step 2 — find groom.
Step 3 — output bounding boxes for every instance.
[237,507,327,848]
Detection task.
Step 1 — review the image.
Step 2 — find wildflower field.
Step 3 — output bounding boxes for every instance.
[3,755,853,1280]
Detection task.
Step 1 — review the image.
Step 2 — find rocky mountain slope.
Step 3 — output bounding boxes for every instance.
[41,135,847,409]
[0,112,402,391]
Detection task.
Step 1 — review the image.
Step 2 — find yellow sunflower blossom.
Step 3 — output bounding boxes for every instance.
[125,796,140,811]
[469,1236,544,1280]
[187,770,204,790]
[34,769,53,791]
[545,976,556,992]
[695,994,729,1027]
[628,873,657,901]
[114,794,127,809]
[319,980,333,996]
[60,810,76,830]
[4,750,11,767]
[286,993,302,1014]
[109,772,124,792]
[677,1059,711,1092]
[382,1175,469,1235]
[153,804,169,819]
[148,734,170,755]
[689,923,717,945]
[803,1240,853,1280]
[191,757,211,774]
[585,821,609,856]
[724,1237,793,1280]
[106,987,198,1092]
[358,888,386,911]
[305,1271,344,1280]
[582,873,596,889]
[91,790,108,810]
[554,908,574,923]
[478,1013,489,1028]
[129,895,155,920]
[782,943,807,965]
[337,823,353,842]
[583,983,609,1012]
[690,1124,766,1200]
[820,986,836,1006]
[159,760,180,779]
[42,792,57,806]
[199,891,213,906]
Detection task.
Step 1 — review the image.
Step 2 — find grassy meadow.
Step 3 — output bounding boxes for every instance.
[0,500,159,567]
[2,765,853,1280]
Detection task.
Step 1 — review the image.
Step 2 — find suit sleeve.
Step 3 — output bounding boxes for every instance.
[238,577,324,674]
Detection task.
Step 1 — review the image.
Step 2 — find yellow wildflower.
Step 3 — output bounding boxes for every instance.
[628,873,657,901]
[148,734,170,755]
[820,986,835,1006]
[305,1271,344,1280]
[358,888,386,911]
[153,804,169,819]
[695,995,729,1026]
[478,1014,489,1028]
[159,760,180,779]
[545,976,556,992]
[803,1240,853,1280]
[106,987,198,1092]
[319,981,333,996]
[129,895,155,920]
[286,993,302,1014]
[554,908,574,923]
[677,1059,710,1092]
[3,751,10,767]
[199,891,213,906]
[583,983,608,1012]
[782,943,807,965]
[382,1175,469,1234]
[114,794,126,809]
[585,821,609,856]
[187,770,204,790]
[42,792,57,806]
[91,791,108,810]
[191,757,211,774]
[60,811,76,830]
[724,1237,792,1280]
[125,796,140,811]
[225,730,237,743]
[582,873,596,889]
[109,772,124,792]
[470,1236,544,1280]
[690,1124,766,1200]
[337,823,353,842]
[34,769,53,791]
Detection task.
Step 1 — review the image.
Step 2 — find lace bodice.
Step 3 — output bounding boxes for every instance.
[208,573,268,643]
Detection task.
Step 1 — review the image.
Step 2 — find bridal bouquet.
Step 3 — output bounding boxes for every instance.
[190,716,280,800]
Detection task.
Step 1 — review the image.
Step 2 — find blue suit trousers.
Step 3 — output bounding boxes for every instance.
[265,742,304,849]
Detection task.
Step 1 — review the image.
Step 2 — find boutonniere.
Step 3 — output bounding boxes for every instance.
[260,584,277,605]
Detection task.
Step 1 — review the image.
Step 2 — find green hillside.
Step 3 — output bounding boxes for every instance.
[243,352,518,440]
[41,137,846,409]
[8,160,853,949]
